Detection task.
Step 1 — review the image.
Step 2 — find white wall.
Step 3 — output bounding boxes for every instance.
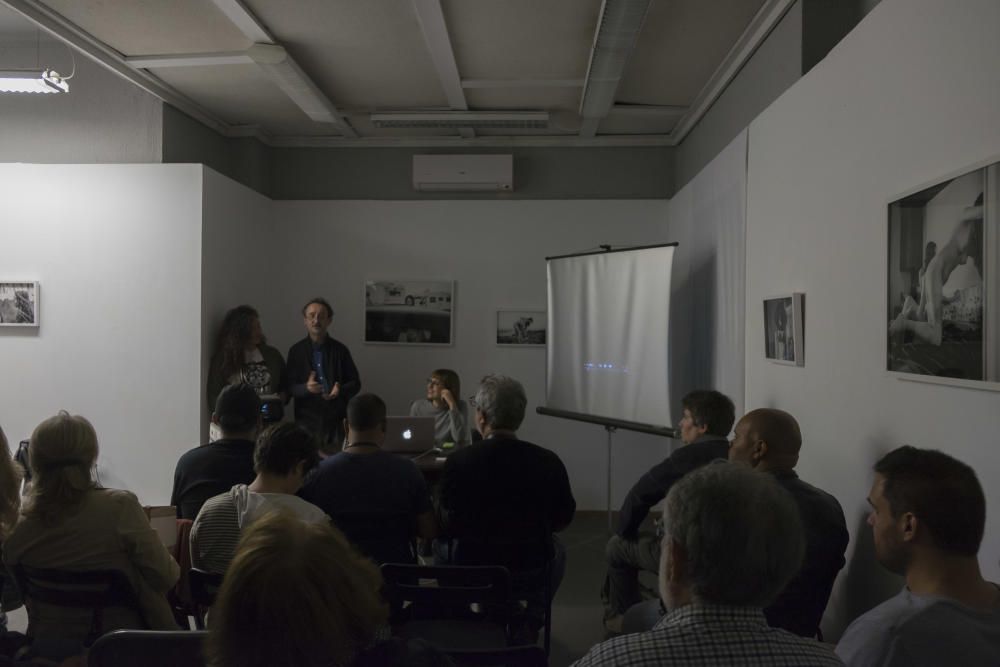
[0,164,203,505]
[266,200,674,510]
[745,0,1000,639]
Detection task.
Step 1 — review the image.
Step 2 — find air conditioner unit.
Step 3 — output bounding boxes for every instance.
[413,154,513,192]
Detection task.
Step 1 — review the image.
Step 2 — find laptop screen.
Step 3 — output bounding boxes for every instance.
[383,416,436,453]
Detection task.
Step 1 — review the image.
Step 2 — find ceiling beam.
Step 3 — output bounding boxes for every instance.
[461,79,585,89]
[611,104,688,117]
[410,0,473,138]
[126,52,255,69]
[206,0,272,43]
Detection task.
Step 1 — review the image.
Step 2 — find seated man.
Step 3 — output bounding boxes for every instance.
[171,383,261,519]
[836,446,1000,666]
[574,462,842,666]
[190,422,326,573]
[603,389,734,632]
[438,374,576,629]
[299,393,436,564]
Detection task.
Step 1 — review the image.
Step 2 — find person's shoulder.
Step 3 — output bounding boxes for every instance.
[94,487,141,506]
[837,590,913,665]
[328,336,352,352]
[258,343,284,360]
[287,337,309,355]
[573,629,663,666]
[675,437,730,461]
[766,627,844,665]
[197,490,237,517]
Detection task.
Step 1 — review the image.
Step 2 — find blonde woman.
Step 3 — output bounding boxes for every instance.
[2,412,179,658]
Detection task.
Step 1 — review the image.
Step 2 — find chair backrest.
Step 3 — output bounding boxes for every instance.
[330,512,416,565]
[14,565,146,641]
[87,630,207,667]
[381,563,511,614]
[446,645,548,667]
[187,569,224,609]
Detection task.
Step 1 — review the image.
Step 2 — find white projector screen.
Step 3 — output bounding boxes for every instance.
[545,244,675,430]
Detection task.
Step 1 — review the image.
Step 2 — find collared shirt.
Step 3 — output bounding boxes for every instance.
[572,604,843,666]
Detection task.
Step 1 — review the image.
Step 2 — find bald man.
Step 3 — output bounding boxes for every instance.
[728,409,849,638]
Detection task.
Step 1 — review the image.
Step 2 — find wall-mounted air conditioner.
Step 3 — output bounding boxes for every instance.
[412,154,513,192]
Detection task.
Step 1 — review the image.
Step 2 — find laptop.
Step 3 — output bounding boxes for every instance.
[383,416,436,454]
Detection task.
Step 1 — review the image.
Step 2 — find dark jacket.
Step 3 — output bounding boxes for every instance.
[170,439,256,520]
[286,335,361,431]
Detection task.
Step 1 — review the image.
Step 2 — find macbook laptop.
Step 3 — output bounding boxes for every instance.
[383,416,436,454]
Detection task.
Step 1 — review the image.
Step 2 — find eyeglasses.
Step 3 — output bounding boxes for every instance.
[426,378,443,387]
[467,395,478,408]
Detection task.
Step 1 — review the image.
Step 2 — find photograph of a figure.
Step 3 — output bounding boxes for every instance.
[887,167,990,381]
[0,282,39,327]
[763,294,803,365]
[497,310,546,346]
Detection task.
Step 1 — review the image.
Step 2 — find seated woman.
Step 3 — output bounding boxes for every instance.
[206,512,387,667]
[207,305,287,413]
[409,369,471,447]
[2,413,179,658]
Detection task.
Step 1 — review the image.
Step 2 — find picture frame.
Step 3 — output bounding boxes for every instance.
[496,310,546,347]
[0,281,39,327]
[763,293,803,366]
[364,279,454,345]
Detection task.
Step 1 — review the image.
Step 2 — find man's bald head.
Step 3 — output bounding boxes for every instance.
[728,408,801,472]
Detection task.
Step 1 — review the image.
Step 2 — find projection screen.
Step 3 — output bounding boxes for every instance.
[544,244,675,431]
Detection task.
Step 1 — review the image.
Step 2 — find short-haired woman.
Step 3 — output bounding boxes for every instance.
[409,369,471,447]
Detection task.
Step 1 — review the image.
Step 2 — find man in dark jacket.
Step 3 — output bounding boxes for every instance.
[602,389,735,632]
[286,297,360,454]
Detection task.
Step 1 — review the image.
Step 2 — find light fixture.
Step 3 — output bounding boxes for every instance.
[371,111,549,129]
[0,69,69,94]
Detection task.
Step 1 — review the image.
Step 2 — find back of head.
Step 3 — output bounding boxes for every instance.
[681,390,736,437]
[214,383,261,435]
[0,426,22,536]
[253,423,319,477]
[25,412,99,522]
[665,461,805,607]
[743,408,802,464]
[346,393,387,432]
[207,512,387,667]
[431,368,461,398]
[875,446,984,556]
[474,375,527,431]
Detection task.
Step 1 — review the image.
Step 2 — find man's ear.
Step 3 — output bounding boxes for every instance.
[900,512,919,543]
[754,440,769,463]
[664,538,687,584]
[342,418,349,435]
[210,413,220,426]
[694,422,709,437]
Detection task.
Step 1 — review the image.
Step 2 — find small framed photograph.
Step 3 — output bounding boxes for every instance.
[497,310,546,346]
[763,294,803,365]
[364,279,454,345]
[0,282,39,327]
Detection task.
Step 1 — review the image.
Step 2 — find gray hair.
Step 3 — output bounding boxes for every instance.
[664,461,804,607]
[473,375,527,431]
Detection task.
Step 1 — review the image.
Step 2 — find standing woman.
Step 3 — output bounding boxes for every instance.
[409,369,471,447]
[207,305,287,412]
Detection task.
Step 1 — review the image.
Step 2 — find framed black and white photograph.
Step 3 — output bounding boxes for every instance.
[497,310,546,346]
[887,162,997,385]
[763,294,803,366]
[0,282,39,327]
[364,280,454,345]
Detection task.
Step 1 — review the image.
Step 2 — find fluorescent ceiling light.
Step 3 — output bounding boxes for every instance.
[371,112,549,129]
[0,69,69,93]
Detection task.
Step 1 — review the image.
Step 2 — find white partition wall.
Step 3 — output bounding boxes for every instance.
[745,0,1000,639]
[0,164,203,505]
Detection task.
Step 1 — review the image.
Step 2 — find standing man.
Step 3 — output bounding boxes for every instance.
[286,297,361,454]
[602,389,735,632]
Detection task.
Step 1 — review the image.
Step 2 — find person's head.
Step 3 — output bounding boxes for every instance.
[472,374,527,436]
[727,408,801,472]
[426,368,460,404]
[24,412,99,522]
[212,383,262,439]
[868,446,984,575]
[0,426,22,537]
[253,423,320,492]
[660,461,804,610]
[677,390,735,444]
[345,393,387,442]
[302,298,334,340]
[207,512,387,667]
[215,305,264,379]
[923,241,937,269]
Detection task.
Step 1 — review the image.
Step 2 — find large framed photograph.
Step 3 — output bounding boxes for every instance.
[364,280,454,345]
[0,282,39,327]
[763,294,803,366]
[887,162,997,385]
[497,310,546,346]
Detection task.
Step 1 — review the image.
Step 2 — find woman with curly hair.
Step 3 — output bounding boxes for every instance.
[207,305,287,412]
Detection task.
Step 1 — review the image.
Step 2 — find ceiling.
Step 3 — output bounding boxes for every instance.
[0,0,794,147]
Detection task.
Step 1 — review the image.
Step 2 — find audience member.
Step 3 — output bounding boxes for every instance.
[3,413,179,659]
[171,383,261,519]
[191,422,325,573]
[438,374,576,632]
[603,389,734,632]
[836,446,1000,666]
[206,305,287,413]
[727,408,849,637]
[205,512,386,667]
[0,425,22,629]
[574,462,842,666]
[287,297,361,454]
[409,368,471,447]
[299,393,435,564]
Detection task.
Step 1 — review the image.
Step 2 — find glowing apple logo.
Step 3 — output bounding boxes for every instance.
[403,429,412,440]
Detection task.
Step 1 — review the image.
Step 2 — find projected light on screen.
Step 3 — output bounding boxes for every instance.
[583,362,629,374]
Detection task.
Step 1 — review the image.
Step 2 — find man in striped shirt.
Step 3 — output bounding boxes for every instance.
[574,462,842,666]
